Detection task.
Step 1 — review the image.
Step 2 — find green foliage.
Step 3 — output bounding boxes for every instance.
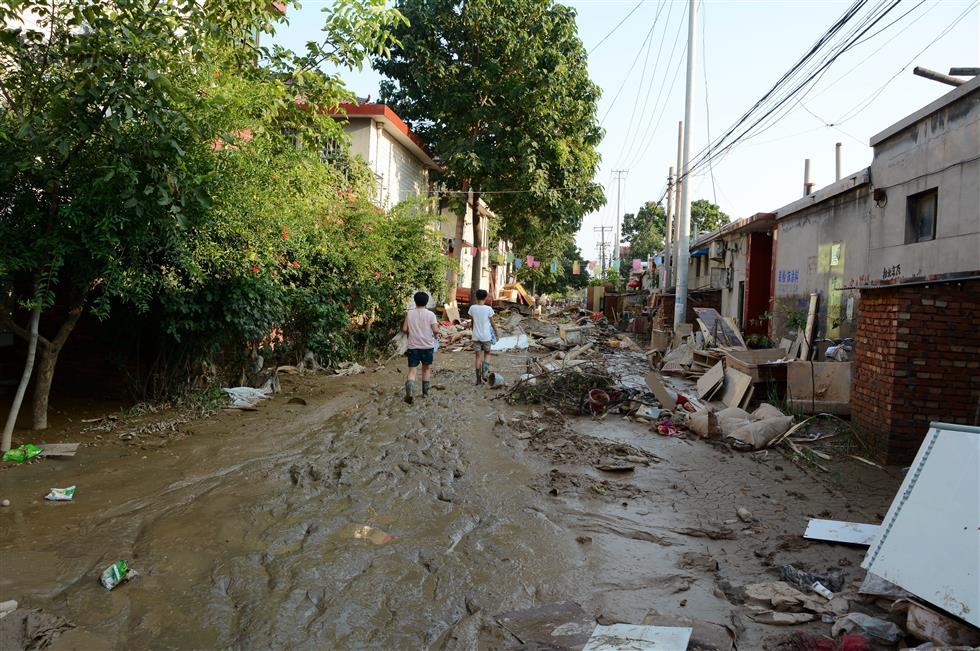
[0,0,443,408]
[374,0,606,255]
[691,199,731,235]
[621,201,667,263]
[515,233,587,295]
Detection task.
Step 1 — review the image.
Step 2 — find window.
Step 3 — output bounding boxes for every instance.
[905,188,937,244]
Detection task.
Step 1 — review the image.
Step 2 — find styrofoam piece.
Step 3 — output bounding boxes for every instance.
[582,623,692,651]
[803,519,879,545]
[862,422,980,628]
[492,334,528,351]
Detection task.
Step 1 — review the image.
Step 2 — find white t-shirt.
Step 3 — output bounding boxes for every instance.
[469,304,495,342]
[406,308,437,350]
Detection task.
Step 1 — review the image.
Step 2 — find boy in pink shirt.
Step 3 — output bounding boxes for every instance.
[402,292,439,404]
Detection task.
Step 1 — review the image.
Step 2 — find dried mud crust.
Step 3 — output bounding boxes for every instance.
[506,413,661,467]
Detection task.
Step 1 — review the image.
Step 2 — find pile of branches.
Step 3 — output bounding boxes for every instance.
[502,362,623,415]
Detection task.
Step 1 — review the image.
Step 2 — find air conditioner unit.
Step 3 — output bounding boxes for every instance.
[710,240,725,260]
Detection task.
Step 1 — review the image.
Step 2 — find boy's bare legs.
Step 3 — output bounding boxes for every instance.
[421,364,432,397]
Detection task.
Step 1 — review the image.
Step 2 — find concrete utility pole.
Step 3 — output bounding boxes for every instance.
[835,143,842,182]
[803,158,814,197]
[673,120,684,286]
[594,225,612,273]
[664,168,674,288]
[673,0,697,330]
[612,170,628,266]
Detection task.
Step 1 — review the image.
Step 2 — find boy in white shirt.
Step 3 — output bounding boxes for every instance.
[468,289,498,385]
[402,292,439,404]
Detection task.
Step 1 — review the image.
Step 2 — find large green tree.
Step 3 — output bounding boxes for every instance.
[374,0,605,293]
[0,0,405,445]
[621,201,667,263]
[691,199,731,235]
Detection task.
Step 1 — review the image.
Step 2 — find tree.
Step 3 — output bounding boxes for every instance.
[515,232,587,295]
[0,0,405,446]
[374,0,605,294]
[621,201,667,263]
[691,199,730,235]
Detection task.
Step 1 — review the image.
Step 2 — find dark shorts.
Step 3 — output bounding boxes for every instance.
[407,348,434,367]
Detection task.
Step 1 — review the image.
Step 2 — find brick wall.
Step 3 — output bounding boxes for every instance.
[852,280,980,464]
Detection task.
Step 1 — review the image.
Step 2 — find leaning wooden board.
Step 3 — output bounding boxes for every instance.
[39,443,80,457]
[717,367,753,408]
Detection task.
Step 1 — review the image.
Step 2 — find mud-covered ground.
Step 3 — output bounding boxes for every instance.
[0,349,900,650]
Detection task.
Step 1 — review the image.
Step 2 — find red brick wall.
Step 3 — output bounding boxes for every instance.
[852,280,980,464]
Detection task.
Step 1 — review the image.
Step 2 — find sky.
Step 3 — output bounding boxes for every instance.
[271,0,979,263]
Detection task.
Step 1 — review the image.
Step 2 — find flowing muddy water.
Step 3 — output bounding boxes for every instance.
[0,351,900,650]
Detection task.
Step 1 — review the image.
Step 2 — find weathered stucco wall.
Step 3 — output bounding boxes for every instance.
[772,185,870,341]
[868,87,980,282]
[719,234,748,327]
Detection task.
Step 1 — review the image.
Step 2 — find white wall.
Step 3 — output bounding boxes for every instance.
[343,118,430,209]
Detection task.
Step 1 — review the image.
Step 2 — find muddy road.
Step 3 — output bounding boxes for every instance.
[0,350,898,650]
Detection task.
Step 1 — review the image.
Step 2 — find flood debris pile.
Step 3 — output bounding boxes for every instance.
[502,363,621,415]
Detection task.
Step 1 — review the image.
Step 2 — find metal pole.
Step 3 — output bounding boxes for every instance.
[835,143,842,182]
[673,0,697,330]
[913,66,965,87]
[665,167,674,288]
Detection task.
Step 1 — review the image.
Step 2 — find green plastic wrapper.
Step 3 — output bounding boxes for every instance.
[2,443,42,462]
[99,560,129,590]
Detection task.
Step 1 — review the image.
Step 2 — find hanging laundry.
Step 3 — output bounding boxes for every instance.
[632,258,642,271]
[572,261,581,275]
[515,258,523,269]
[550,260,559,273]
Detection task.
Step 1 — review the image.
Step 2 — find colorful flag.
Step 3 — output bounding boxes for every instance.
[471,246,478,256]
[515,258,523,269]
[526,255,535,265]
[550,260,558,273]
[611,259,620,271]
[572,261,581,275]
[632,258,642,271]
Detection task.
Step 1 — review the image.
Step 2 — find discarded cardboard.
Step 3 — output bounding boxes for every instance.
[906,600,980,647]
[862,422,980,628]
[582,623,692,651]
[38,443,80,458]
[804,518,879,546]
[787,361,851,415]
[645,372,676,411]
[444,303,461,324]
[697,361,725,400]
[724,348,788,383]
[717,367,753,408]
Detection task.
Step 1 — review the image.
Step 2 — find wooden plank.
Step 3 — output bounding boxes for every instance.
[738,384,755,411]
[694,308,747,349]
[697,361,725,400]
[799,292,819,360]
[38,443,80,457]
[645,372,676,411]
[717,367,753,408]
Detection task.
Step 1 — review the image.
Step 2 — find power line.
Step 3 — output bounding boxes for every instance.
[598,15,661,127]
[589,0,644,53]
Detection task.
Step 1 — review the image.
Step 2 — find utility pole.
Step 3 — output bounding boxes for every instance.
[674,0,697,330]
[594,225,612,273]
[612,169,628,267]
[673,120,683,283]
[664,168,674,289]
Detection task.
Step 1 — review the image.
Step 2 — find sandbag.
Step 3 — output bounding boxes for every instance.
[752,403,785,420]
[687,411,721,439]
[716,406,753,437]
[727,416,794,451]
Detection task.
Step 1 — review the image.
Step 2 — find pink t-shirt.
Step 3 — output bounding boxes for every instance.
[406,307,437,350]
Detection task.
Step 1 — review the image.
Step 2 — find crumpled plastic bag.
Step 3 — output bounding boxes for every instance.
[2,443,42,462]
[832,613,904,643]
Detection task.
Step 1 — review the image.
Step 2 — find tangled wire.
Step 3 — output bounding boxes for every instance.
[501,362,625,415]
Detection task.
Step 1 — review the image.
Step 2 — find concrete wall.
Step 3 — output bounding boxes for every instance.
[772,184,870,341]
[719,234,748,325]
[344,119,429,209]
[868,87,980,282]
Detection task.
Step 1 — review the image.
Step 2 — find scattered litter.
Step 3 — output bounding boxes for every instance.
[487,372,506,388]
[726,415,793,451]
[671,526,736,540]
[582,623,692,651]
[858,572,910,599]
[736,507,753,523]
[0,499,9,507]
[832,613,903,644]
[492,334,529,351]
[906,599,980,647]
[811,582,834,600]
[223,386,273,409]
[781,564,845,593]
[38,443,79,457]
[334,362,367,376]
[0,600,16,619]
[347,524,395,546]
[99,560,131,590]
[744,581,829,622]
[44,486,76,502]
[2,444,42,462]
[0,607,73,648]
[804,519,879,546]
[655,417,681,437]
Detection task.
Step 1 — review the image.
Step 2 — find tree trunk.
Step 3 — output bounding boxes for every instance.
[2,307,40,451]
[31,343,62,431]
[452,190,468,292]
[469,190,482,295]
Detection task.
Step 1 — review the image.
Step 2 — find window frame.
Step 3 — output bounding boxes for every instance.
[904,187,938,244]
